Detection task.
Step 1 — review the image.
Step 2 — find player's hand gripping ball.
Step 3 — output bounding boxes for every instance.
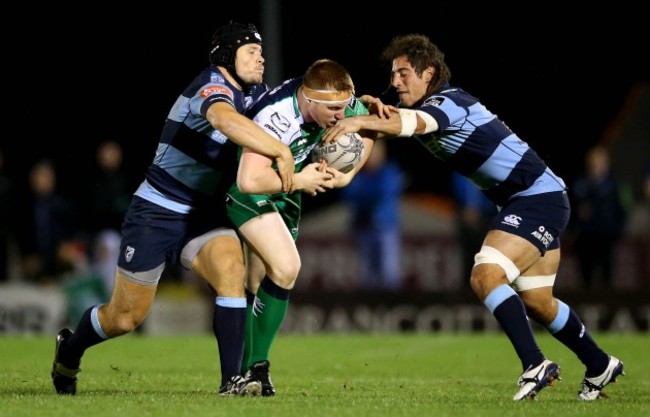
[311,132,365,173]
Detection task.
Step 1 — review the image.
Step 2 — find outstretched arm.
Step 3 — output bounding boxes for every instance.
[359,94,397,119]
[322,98,438,144]
[322,113,402,143]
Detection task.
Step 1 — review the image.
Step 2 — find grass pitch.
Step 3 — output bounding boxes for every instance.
[1,333,648,417]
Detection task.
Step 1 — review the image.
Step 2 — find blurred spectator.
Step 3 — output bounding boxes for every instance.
[14,159,80,284]
[0,148,12,282]
[340,141,405,290]
[83,140,132,292]
[450,171,498,283]
[571,145,633,288]
[625,164,650,238]
[58,239,110,326]
[84,140,132,235]
[90,229,121,294]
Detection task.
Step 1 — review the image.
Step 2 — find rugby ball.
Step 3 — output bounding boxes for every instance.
[311,132,365,173]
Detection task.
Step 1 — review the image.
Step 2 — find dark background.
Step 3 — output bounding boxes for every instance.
[8,2,648,213]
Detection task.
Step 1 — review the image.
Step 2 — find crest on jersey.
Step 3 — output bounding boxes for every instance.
[210,73,226,84]
[125,245,135,262]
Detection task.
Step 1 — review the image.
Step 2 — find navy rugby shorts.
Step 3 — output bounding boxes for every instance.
[117,196,233,272]
[490,191,570,255]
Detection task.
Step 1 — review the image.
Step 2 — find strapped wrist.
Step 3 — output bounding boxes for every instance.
[397,109,417,137]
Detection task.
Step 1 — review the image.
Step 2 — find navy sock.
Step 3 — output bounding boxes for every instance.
[241,289,256,373]
[213,297,247,386]
[63,305,108,369]
[486,285,544,371]
[245,289,255,304]
[548,300,608,376]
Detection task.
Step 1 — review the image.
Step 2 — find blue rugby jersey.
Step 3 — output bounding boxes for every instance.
[411,84,566,206]
[134,66,268,213]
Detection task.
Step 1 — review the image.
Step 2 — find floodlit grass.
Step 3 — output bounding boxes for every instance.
[1,333,648,417]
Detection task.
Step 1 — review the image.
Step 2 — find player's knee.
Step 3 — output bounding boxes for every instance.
[102,311,143,336]
[469,266,489,298]
[116,317,141,335]
[469,271,481,295]
[268,259,301,289]
[469,263,511,300]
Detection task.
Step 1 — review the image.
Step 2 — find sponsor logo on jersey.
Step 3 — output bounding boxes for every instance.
[210,130,228,144]
[264,123,282,139]
[210,72,226,84]
[294,146,314,164]
[530,225,554,248]
[200,84,233,99]
[425,96,445,106]
[501,214,522,228]
[270,112,291,133]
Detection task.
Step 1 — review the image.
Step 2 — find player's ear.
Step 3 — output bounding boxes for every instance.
[424,66,435,83]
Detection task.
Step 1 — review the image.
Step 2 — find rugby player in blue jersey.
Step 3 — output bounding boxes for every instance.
[51,21,295,397]
[323,33,623,401]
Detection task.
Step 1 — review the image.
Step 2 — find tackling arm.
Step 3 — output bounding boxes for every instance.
[206,101,295,192]
[236,149,279,194]
[322,107,438,143]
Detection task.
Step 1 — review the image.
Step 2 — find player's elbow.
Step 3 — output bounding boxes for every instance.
[237,175,258,194]
[238,172,275,194]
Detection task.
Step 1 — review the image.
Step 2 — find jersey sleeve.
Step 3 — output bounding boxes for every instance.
[196,83,236,118]
[347,96,369,116]
[418,94,454,131]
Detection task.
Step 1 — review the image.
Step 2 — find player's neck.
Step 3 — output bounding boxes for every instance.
[297,85,314,123]
[218,66,243,91]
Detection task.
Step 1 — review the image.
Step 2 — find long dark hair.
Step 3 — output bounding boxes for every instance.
[381,34,451,99]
